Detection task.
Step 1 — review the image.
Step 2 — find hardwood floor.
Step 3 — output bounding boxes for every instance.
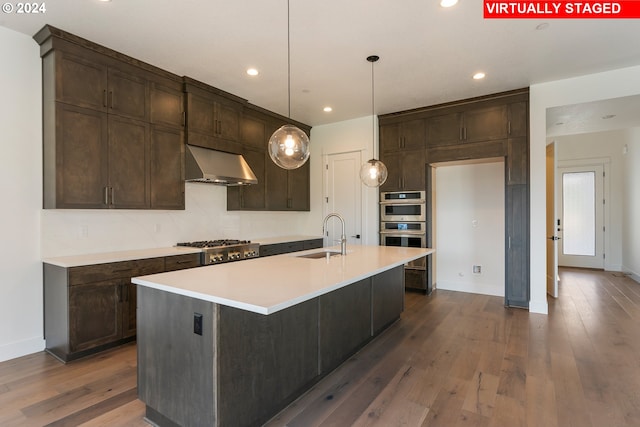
[1,268,639,426]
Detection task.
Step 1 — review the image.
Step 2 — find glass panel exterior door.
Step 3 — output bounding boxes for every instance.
[558,165,604,269]
[562,171,595,256]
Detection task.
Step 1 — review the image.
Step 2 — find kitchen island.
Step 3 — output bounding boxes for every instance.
[132,245,434,427]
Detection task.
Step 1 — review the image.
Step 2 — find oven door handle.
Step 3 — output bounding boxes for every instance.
[379,230,426,236]
[379,199,426,205]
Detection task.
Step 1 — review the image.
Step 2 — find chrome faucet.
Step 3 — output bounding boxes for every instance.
[323,213,347,255]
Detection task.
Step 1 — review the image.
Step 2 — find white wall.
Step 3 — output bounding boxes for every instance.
[434,162,505,296]
[554,130,627,271]
[41,184,317,257]
[309,116,379,245]
[530,64,640,314]
[622,128,640,281]
[0,26,44,361]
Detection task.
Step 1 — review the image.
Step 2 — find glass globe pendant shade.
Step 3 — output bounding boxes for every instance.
[360,158,388,187]
[268,124,310,170]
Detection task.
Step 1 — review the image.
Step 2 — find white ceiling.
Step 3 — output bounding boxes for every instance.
[2,0,640,130]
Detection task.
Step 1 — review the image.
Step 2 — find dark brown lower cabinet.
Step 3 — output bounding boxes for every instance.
[44,252,200,362]
[319,278,372,374]
[68,279,122,353]
[138,265,405,427]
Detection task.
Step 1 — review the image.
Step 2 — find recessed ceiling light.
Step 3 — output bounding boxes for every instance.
[473,72,486,80]
[323,107,333,112]
[246,68,259,76]
[440,0,458,7]
[536,22,550,30]
[602,114,616,119]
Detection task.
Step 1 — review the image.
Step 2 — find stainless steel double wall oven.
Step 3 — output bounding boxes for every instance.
[379,190,432,294]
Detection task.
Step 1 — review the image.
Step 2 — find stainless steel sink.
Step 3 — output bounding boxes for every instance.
[296,250,341,259]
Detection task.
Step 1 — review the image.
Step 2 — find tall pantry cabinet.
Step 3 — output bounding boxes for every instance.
[378,89,530,308]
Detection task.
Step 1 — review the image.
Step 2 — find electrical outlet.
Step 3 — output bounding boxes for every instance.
[473,265,482,274]
[193,313,203,336]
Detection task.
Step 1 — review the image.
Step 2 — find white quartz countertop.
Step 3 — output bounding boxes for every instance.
[132,245,434,315]
[42,247,202,268]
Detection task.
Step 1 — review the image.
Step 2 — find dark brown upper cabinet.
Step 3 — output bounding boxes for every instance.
[184,77,244,154]
[426,105,508,147]
[35,25,185,210]
[379,148,426,192]
[228,107,311,212]
[380,119,426,152]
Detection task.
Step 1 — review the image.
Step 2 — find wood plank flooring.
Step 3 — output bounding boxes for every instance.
[1,268,639,426]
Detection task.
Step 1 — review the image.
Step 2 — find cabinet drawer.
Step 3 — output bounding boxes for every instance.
[69,257,165,285]
[165,253,201,271]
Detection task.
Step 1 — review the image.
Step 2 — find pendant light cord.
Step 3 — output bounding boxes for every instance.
[287,0,291,118]
[371,57,375,154]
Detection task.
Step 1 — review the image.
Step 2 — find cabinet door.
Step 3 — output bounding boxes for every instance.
[241,114,266,149]
[69,279,122,352]
[121,282,137,339]
[150,80,184,128]
[507,136,528,185]
[380,123,400,152]
[401,149,426,191]
[238,147,266,210]
[150,125,184,209]
[266,160,288,210]
[187,92,216,135]
[401,119,426,150]
[215,98,241,142]
[56,50,107,111]
[463,104,508,143]
[426,112,461,147]
[319,278,371,373]
[107,66,148,121]
[108,115,150,208]
[372,265,404,335]
[287,160,310,210]
[379,151,401,192]
[508,101,528,137]
[505,184,529,308]
[54,103,109,208]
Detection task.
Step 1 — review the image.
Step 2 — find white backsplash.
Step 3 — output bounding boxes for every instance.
[41,183,315,258]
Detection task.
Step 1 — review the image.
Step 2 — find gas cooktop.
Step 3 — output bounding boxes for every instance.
[176,239,259,265]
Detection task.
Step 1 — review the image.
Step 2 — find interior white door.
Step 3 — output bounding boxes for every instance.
[558,164,604,269]
[546,142,559,298]
[325,151,362,248]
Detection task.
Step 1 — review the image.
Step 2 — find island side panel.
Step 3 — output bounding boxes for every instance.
[319,277,372,374]
[217,299,319,427]
[372,265,405,335]
[137,286,217,427]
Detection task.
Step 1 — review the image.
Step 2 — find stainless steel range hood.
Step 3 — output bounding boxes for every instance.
[185,144,258,186]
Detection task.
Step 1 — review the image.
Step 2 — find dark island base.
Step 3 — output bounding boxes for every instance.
[137,265,404,427]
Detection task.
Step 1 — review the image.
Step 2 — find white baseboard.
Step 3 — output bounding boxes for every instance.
[605,263,622,272]
[436,280,504,297]
[620,264,640,284]
[0,336,45,363]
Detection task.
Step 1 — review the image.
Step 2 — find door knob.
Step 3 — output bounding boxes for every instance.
[351,234,361,239]
[548,236,560,240]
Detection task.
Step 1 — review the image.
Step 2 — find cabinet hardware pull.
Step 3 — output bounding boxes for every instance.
[463,127,467,140]
[182,111,186,127]
[110,187,114,205]
[508,121,512,135]
[104,187,109,205]
[459,127,463,141]
[103,90,107,107]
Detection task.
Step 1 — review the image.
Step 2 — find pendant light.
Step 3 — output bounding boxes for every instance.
[360,55,388,187]
[268,0,310,170]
